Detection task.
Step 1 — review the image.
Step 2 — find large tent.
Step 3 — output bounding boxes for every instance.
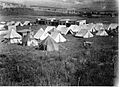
[4,29,22,43]
[50,31,66,43]
[34,28,44,39]
[40,36,59,51]
[75,29,94,38]
[96,30,108,36]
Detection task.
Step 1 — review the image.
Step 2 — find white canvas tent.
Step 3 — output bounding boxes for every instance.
[34,28,44,39]
[68,25,80,33]
[45,26,56,33]
[23,21,32,26]
[56,25,66,31]
[50,31,66,43]
[107,23,118,30]
[96,30,108,36]
[4,29,22,43]
[40,32,50,40]
[75,29,94,38]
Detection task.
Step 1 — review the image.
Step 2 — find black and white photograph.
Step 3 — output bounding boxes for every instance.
[0,0,119,86]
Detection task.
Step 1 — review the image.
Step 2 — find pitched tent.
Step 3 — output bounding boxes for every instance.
[107,23,118,30]
[4,29,22,43]
[34,28,44,39]
[41,36,59,51]
[6,21,15,26]
[14,21,23,26]
[23,21,32,26]
[68,25,80,33]
[45,26,56,33]
[50,31,66,43]
[94,23,104,31]
[96,30,108,36]
[75,29,94,38]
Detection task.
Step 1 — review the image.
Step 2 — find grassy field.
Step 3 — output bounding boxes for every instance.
[0,15,118,86]
[0,27,118,86]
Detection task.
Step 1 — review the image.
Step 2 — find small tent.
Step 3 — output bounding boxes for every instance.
[34,28,44,39]
[23,21,32,26]
[56,25,66,31]
[68,25,80,33]
[50,31,66,43]
[15,21,23,26]
[107,23,118,30]
[40,36,59,51]
[40,32,50,41]
[96,30,108,36]
[75,29,94,38]
[4,29,22,43]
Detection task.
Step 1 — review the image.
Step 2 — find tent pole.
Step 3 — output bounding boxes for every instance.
[59,34,60,60]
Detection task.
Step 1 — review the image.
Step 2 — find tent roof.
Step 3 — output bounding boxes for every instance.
[34,28,44,39]
[75,29,88,36]
[45,26,56,33]
[96,30,108,36]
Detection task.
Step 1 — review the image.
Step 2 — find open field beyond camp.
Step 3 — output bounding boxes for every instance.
[0,16,118,86]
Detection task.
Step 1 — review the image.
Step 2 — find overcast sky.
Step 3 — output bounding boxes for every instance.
[0,0,118,10]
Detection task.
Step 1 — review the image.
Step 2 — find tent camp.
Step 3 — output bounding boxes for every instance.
[14,21,23,26]
[44,26,56,33]
[75,29,94,38]
[40,36,59,51]
[107,23,118,30]
[34,28,44,39]
[68,25,80,33]
[96,30,108,36]
[4,29,22,43]
[50,31,66,43]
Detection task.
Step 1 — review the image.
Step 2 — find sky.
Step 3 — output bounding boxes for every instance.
[0,0,118,11]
